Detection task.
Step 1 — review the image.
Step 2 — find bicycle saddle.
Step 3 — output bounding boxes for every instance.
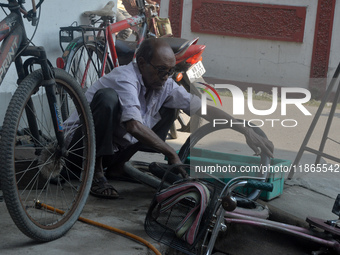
[82,1,115,18]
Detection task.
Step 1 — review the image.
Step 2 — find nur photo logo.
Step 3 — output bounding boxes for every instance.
[198,84,312,128]
[197,82,223,111]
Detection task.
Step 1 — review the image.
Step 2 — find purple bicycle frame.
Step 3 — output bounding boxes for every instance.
[0,11,26,84]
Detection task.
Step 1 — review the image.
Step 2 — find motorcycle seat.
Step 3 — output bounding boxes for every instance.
[116,39,137,65]
[159,37,190,54]
[116,37,190,65]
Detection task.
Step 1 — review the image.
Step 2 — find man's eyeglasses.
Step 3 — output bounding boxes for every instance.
[149,62,175,78]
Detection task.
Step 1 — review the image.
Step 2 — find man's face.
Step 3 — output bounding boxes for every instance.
[140,47,176,90]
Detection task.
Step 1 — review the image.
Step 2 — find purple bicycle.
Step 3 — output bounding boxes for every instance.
[0,0,95,241]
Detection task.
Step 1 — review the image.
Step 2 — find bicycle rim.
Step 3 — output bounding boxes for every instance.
[66,41,112,91]
[0,68,95,241]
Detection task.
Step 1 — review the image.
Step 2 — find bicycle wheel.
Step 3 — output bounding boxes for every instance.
[0,68,95,241]
[64,40,112,91]
[178,122,271,201]
[60,40,112,120]
[125,123,270,199]
[124,161,162,189]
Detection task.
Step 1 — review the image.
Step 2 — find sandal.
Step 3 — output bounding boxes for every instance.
[90,176,119,199]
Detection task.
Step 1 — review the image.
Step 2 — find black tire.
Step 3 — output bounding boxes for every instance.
[0,68,95,241]
[61,40,112,120]
[124,161,162,189]
[64,40,112,92]
[178,122,270,201]
[124,122,270,199]
[124,161,182,189]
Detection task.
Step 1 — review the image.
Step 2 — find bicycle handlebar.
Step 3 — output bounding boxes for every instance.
[220,178,273,211]
[245,180,273,192]
[0,0,44,26]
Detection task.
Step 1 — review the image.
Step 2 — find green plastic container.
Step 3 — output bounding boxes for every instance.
[180,148,291,201]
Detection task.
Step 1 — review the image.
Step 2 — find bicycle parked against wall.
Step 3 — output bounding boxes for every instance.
[0,0,95,241]
[57,0,207,138]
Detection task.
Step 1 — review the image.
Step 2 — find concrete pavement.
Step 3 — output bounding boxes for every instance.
[0,95,339,254]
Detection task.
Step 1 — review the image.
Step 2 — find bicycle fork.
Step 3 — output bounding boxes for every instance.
[201,209,227,255]
[16,46,66,156]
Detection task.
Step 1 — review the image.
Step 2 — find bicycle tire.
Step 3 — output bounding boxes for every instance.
[178,122,271,201]
[60,39,112,120]
[63,40,112,91]
[0,68,95,241]
[124,161,162,189]
[124,122,270,200]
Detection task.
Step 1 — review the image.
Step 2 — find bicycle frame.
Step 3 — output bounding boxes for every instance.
[0,0,65,152]
[0,8,27,84]
[223,212,340,252]
[105,0,155,68]
[106,14,147,68]
[182,174,340,254]
[211,178,340,255]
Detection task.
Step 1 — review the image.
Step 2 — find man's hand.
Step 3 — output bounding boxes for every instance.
[167,154,188,178]
[125,119,188,177]
[244,128,274,158]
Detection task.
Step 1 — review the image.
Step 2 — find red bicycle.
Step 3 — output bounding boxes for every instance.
[57,0,207,138]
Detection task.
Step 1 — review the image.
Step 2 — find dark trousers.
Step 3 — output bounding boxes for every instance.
[89,88,177,170]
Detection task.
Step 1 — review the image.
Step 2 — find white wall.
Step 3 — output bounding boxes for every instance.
[162,0,320,89]
[1,0,339,123]
[0,0,117,93]
[0,0,335,92]
[0,1,117,124]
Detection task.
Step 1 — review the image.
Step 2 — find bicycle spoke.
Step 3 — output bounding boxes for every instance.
[65,42,112,92]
